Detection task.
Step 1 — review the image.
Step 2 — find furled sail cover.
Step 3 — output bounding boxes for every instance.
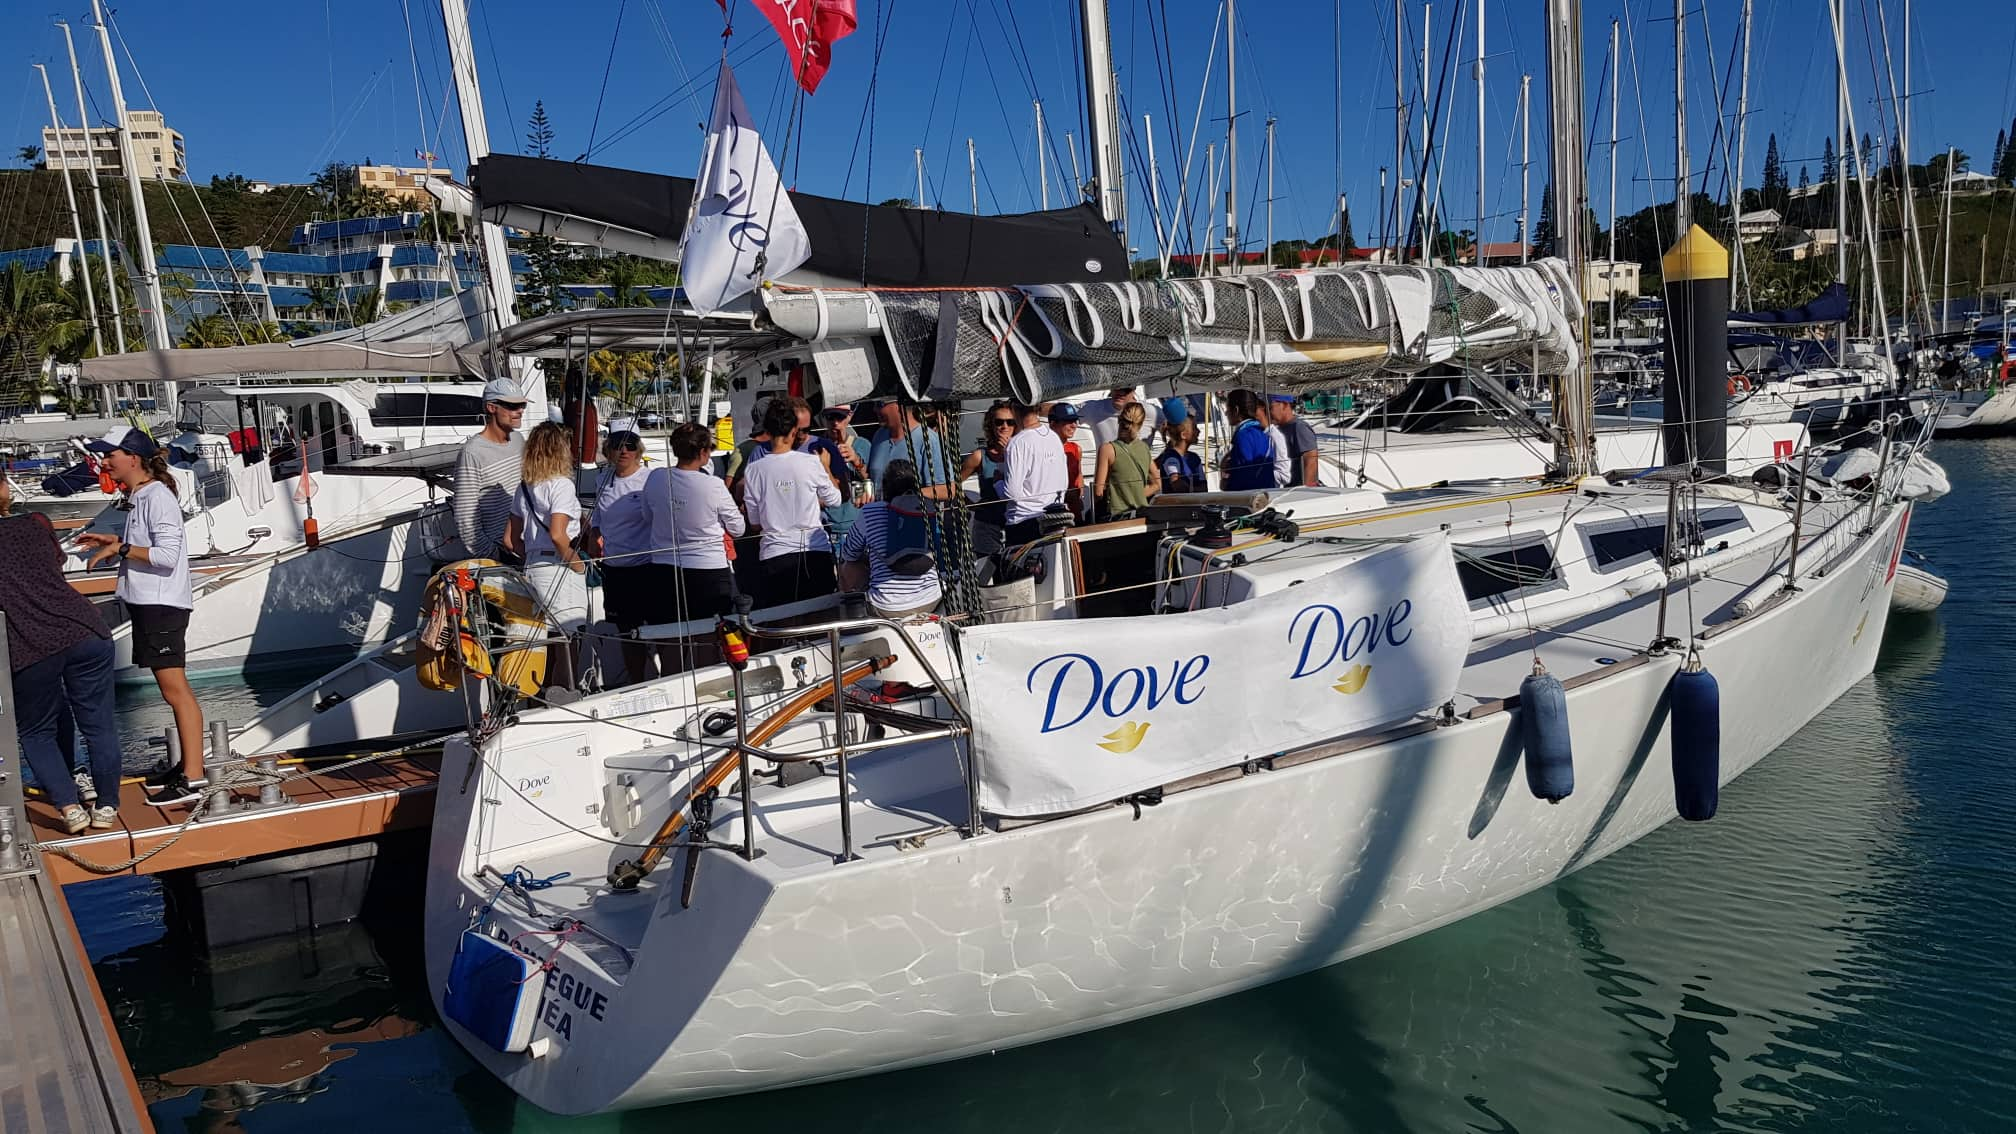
[471,154,1127,288]
[960,534,1469,816]
[1729,282,1849,326]
[765,259,1583,403]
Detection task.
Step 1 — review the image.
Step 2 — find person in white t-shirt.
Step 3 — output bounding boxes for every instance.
[1001,401,1070,546]
[740,398,841,609]
[505,422,586,691]
[1081,386,1164,450]
[587,429,655,685]
[644,422,747,624]
[75,426,207,807]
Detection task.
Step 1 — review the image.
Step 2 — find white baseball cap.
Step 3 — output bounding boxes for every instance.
[481,377,527,405]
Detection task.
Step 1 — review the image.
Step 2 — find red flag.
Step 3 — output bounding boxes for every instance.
[721,0,857,93]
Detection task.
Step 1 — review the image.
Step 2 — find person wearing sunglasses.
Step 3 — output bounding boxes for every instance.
[453,377,529,559]
[956,400,1018,549]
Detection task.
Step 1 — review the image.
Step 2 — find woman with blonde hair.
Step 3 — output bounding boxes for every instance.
[505,421,587,691]
[1092,401,1160,522]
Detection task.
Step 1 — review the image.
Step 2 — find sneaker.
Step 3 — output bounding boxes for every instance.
[88,806,119,830]
[61,804,89,834]
[141,759,180,789]
[73,770,98,805]
[144,772,207,808]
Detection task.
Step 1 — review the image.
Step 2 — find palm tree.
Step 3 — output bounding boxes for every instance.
[350,288,384,326]
[595,258,657,309]
[0,263,90,406]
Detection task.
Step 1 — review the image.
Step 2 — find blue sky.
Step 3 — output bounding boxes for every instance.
[8,1,2012,258]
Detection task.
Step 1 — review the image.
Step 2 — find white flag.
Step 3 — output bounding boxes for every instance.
[681,62,811,317]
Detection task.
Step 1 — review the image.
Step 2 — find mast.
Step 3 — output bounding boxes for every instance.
[1378,167,1389,261]
[90,0,170,384]
[914,148,926,207]
[1545,0,1594,477]
[1833,0,1849,359]
[1224,0,1239,268]
[1519,73,1531,264]
[1203,141,1218,276]
[1607,21,1619,333]
[58,21,122,357]
[1732,0,1752,308]
[1830,0,1895,366]
[1475,0,1486,265]
[1392,0,1404,266]
[440,0,537,418]
[1035,100,1048,209]
[1145,113,1169,277]
[967,138,978,214]
[1673,0,1690,234]
[35,63,103,360]
[1066,132,1082,201]
[1941,146,1954,331]
[1080,0,1126,228]
[1419,3,1433,265]
[1264,116,1276,271]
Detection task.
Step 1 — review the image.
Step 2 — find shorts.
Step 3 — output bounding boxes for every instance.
[127,603,192,670]
[599,563,666,632]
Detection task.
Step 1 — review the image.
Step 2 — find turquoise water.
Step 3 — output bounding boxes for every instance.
[73,441,2016,1132]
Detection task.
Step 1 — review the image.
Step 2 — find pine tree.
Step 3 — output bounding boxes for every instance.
[1798,165,1811,191]
[2002,118,2016,181]
[1886,139,1904,184]
[1761,134,1788,209]
[1338,203,1356,255]
[526,100,555,159]
[1995,130,2008,181]
[1821,136,1837,182]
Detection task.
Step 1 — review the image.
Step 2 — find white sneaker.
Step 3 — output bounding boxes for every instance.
[61,805,89,834]
[89,806,119,830]
[74,770,98,805]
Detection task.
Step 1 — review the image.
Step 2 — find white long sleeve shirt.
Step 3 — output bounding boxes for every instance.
[645,467,747,570]
[117,480,193,609]
[741,449,841,558]
[1002,423,1069,524]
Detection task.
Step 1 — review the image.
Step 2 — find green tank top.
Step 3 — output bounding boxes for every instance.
[1105,439,1153,516]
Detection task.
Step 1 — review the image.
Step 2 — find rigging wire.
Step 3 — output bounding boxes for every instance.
[584,0,631,158]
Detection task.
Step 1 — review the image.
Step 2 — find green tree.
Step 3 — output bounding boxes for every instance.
[16,145,40,168]
[1760,134,1788,211]
[0,263,90,406]
[877,197,918,208]
[516,101,574,319]
[210,172,251,194]
[1994,131,2006,181]
[526,99,555,158]
[1798,165,1811,192]
[1822,136,1837,182]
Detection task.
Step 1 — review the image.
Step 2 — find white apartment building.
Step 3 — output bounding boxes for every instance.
[41,109,185,180]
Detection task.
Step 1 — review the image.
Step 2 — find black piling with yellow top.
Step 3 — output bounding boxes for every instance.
[1659,225,1731,474]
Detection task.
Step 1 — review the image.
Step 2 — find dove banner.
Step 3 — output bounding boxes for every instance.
[959,533,1469,817]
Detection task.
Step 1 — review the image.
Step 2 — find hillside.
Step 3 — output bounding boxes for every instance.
[0,169,322,254]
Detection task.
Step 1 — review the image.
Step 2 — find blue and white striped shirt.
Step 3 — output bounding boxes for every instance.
[838,500,942,613]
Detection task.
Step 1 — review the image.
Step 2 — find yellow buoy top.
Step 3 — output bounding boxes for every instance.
[1661,224,1730,282]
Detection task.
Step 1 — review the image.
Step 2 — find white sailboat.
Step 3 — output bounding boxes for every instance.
[402,2,1939,1111]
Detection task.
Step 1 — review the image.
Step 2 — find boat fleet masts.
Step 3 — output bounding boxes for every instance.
[1733,0,1753,309]
[1474,0,1485,266]
[1224,0,1239,266]
[57,21,123,367]
[1673,0,1689,235]
[1546,0,1595,477]
[33,63,104,361]
[1079,0,1126,229]
[90,0,171,400]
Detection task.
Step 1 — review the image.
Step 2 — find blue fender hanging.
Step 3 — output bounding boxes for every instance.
[1670,651,1721,821]
[1520,661,1575,802]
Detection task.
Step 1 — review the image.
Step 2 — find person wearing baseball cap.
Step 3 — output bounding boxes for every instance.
[74,425,208,806]
[453,377,529,558]
[1268,392,1320,487]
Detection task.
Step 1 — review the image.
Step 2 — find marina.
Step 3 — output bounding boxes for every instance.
[3,0,2014,1129]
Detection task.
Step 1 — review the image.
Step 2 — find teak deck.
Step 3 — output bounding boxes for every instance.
[22,754,441,886]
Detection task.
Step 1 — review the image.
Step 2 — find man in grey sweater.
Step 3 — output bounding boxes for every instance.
[454,377,528,558]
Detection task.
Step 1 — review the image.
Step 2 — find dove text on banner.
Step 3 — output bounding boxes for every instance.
[679,62,812,317]
[721,0,858,93]
[957,534,1470,816]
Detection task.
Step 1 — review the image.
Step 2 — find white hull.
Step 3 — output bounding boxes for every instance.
[109,504,452,683]
[1323,418,1805,491]
[1933,385,2016,436]
[423,504,1906,1114]
[1889,562,1947,614]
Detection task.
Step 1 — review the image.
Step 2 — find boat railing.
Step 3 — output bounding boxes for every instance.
[723,609,978,861]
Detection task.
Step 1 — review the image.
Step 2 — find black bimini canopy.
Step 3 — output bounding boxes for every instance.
[473,154,1128,289]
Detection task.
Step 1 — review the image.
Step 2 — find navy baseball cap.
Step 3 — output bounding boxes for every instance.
[84,426,160,459]
[1268,392,1298,404]
[1047,402,1082,424]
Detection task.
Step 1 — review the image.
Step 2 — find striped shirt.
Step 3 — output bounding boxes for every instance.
[453,432,523,558]
[838,500,942,613]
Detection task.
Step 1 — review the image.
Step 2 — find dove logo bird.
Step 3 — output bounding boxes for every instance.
[1025,651,1211,744]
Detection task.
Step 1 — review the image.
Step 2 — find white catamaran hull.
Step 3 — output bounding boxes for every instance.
[1933,385,2016,437]
[423,505,1906,1114]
